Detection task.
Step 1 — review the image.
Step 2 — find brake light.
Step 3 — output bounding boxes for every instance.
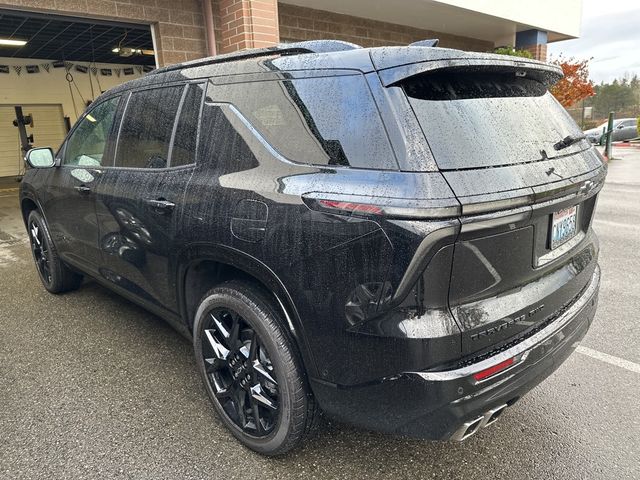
[473,357,514,381]
[318,199,383,215]
[302,194,460,219]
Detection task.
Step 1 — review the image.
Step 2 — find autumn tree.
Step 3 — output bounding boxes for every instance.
[549,57,595,108]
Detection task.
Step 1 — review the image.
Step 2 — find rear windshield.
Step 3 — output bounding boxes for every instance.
[402,72,588,170]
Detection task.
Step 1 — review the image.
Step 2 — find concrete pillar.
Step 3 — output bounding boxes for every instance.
[515,29,548,61]
[215,0,280,53]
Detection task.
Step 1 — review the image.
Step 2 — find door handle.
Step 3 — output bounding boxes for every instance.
[74,185,91,194]
[145,198,176,214]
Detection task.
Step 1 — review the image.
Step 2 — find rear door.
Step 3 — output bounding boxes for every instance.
[394,66,605,357]
[94,83,205,312]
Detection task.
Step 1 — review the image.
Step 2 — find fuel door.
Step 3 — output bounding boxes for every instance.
[231,199,268,243]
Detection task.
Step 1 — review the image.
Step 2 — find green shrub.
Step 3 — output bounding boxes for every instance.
[493,46,533,59]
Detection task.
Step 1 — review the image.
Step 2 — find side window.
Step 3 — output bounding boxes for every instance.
[115,85,183,169]
[63,97,119,166]
[198,101,259,173]
[170,83,205,167]
[215,74,397,170]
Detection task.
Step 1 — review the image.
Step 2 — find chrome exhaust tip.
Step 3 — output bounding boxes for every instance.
[451,404,508,441]
[451,416,484,441]
[480,403,507,428]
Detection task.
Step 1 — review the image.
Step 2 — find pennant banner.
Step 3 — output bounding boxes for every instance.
[0,61,147,77]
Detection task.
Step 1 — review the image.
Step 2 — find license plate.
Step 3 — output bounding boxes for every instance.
[550,206,578,249]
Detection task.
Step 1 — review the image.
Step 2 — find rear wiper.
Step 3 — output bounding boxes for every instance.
[553,133,586,151]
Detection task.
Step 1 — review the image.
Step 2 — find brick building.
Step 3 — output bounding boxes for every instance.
[0,0,582,178]
[0,0,582,64]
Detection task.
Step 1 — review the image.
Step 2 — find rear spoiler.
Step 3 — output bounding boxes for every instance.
[370,48,563,87]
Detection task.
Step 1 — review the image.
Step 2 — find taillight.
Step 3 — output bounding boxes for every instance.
[473,357,515,382]
[318,199,384,215]
[302,193,460,220]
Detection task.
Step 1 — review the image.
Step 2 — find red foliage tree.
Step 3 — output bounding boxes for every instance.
[550,57,595,108]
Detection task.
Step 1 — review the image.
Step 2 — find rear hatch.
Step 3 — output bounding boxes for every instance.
[376,50,606,358]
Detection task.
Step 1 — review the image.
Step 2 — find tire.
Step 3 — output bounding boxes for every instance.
[193,280,317,455]
[27,210,83,293]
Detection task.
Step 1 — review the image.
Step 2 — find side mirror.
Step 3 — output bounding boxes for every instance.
[617,124,625,129]
[25,147,55,168]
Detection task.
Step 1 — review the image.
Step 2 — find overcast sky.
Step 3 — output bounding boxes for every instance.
[547,0,640,84]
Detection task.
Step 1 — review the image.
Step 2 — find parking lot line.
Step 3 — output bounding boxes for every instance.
[594,219,639,229]
[576,345,640,374]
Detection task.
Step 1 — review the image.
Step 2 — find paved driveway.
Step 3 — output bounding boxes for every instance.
[1,148,639,479]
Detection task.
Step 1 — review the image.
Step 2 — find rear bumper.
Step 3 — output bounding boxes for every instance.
[311,265,600,440]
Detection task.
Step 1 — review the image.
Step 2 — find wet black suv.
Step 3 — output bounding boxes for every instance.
[20,40,605,455]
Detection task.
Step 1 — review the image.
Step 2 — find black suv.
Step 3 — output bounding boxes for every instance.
[20,40,605,455]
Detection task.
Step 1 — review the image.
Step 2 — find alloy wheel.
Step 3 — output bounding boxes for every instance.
[201,308,280,437]
[29,221,51,285]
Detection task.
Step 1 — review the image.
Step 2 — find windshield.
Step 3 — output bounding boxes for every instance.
[402,71,589,170]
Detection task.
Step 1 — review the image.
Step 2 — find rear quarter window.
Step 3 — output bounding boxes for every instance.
[211,74,397,170]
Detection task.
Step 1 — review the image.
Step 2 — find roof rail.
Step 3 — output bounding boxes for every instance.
[409,39,440,47]
[148,40,361,75]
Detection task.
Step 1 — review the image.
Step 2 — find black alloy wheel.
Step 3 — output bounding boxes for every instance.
[27,210,83,293]
[194,281,317,455]
[202,307,280,436]
[29,219,51,286]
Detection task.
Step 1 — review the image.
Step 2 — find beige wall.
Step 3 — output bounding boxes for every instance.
[433,0,582,39]
[279,4,493,51]
[0,57,144,124]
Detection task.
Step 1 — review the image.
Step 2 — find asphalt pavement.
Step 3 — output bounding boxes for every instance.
[1,146,639,479]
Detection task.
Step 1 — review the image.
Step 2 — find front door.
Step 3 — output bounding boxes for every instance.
[42,96,121,273]
[94,83,203,313]
[613,120,637,141]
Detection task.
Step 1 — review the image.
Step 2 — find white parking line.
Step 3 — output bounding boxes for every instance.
[593,219,639,229]
[576,346,640,374]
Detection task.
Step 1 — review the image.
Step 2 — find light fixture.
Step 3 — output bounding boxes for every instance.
[0,38,27,47]
[112,46,154,57]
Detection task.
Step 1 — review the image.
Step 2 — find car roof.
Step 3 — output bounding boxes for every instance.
[101,39,561,100]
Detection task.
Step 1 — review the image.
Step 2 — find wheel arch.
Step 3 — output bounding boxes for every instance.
[176,244,318,378]
[20,196,40,226]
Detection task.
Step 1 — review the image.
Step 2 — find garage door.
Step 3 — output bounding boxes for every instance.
[0,104,67,178]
